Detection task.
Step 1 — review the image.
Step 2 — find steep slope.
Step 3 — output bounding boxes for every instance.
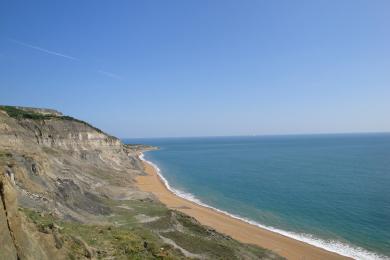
[0,106,282,260]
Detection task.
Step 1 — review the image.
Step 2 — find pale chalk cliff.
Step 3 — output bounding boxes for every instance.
[0,106,282,260]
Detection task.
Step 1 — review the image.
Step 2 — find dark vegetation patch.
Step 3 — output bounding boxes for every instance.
[0,151,12,158]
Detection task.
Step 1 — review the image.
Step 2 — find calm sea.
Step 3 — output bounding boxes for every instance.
[124,134,390,259]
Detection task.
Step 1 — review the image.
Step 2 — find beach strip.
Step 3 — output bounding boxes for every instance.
[136,156,350,260]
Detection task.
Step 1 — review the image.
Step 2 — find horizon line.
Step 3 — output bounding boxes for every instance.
[121,131,390,140]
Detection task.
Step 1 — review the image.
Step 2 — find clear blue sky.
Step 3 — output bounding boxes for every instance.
[1,1,389,138]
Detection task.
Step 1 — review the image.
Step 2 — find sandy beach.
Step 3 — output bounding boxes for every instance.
[136,155,350,260]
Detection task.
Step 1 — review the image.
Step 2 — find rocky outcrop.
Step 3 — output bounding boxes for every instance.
[0,173,18,259]
[0,165,64,260]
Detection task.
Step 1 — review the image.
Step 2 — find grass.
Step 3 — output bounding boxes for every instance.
[21,207,187,259]
[0,105,106,135]
[0,106,53,120]
[174,212,213,236]
[164,231,235,258]
[20,195,283,260]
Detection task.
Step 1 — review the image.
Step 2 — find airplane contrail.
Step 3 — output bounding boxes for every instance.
[97,70,122,80]
[9,38,78,60]
[8,38,123,80]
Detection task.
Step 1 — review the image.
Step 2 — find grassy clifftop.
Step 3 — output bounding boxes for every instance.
[0,105,60,120]
[0,105,105,134]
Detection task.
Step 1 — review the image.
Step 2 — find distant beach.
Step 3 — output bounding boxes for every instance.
[136,152,349,260]
[127,134,390,259]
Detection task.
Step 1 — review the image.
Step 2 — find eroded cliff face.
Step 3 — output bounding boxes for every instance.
[0,107,147,259]
[0,106,282,260]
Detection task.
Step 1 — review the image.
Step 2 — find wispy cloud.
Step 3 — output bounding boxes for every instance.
[9,38,78,60]
[97,70,122,80]
[8,38,123,80]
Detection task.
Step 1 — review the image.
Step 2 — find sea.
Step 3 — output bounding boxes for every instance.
[123,133,390,259]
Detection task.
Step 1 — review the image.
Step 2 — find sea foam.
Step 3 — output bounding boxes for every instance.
[139,152,388,260]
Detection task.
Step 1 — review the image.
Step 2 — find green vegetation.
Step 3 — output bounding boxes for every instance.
[21,198,283,259]
[0,106,54,120]
[0,151,12,158]
[21,207,186,259]
[164,231,234,258]
[61,115,105,134]
[0,105,105,134]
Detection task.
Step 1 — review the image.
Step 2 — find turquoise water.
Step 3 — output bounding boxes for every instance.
[124,134,390,259]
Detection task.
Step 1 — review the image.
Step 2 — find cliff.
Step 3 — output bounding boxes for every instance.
[0,106,282,260]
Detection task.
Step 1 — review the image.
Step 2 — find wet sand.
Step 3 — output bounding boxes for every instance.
[136,157,350,260]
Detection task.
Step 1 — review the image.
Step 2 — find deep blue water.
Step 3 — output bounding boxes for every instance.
[124,134,390,259]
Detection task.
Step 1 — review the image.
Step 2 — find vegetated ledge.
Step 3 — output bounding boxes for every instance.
[124,144,159,152]
[0,105,106,135]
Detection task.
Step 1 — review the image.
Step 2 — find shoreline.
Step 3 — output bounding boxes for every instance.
[136,152,351,260]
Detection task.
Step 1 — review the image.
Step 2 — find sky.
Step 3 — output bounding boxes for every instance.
[1,0,389,138]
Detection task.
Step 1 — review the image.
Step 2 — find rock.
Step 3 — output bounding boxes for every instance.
[31,163,38,175]
[0,178,18,260]
[53,231,63,249]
